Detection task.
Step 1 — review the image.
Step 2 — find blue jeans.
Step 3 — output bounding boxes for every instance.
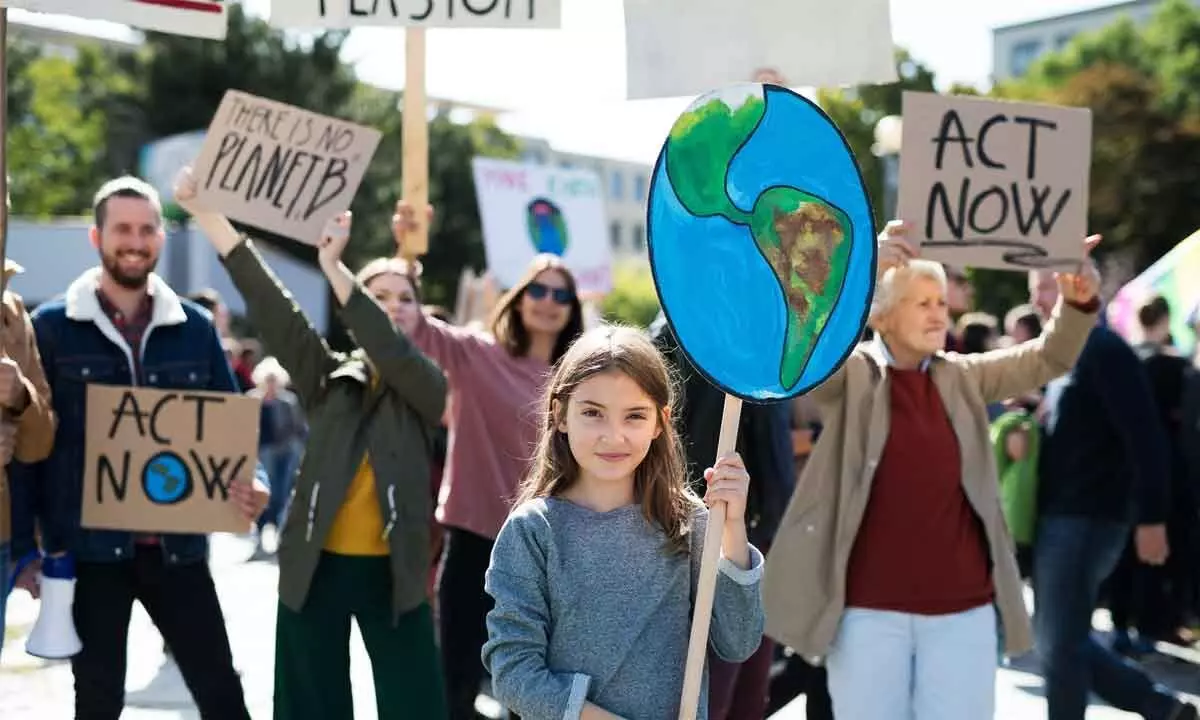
[0,541,9,656]
[257,444,298,532]
[1033,515,1181,720]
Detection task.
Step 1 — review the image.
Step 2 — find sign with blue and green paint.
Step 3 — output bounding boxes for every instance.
[648,83,876,401]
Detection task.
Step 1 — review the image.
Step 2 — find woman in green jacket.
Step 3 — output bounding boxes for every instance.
[175,169,448,719]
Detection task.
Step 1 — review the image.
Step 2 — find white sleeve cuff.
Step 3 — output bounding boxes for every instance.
[718,544,765,586]
[563,673,592,720]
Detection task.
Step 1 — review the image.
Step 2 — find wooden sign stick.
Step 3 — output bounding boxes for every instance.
[0,8,10,303]
[678,393,743,720]
[400,26,429,260]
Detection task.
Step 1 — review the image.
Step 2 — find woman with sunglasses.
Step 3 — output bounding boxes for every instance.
[392,201,585,720]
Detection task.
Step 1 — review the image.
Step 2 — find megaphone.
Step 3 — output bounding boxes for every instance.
[24,554,83,660]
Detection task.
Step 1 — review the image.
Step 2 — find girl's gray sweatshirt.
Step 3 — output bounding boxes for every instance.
[482,497,765,720]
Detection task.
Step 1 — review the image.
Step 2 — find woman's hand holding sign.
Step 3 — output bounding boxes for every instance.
[1055,235,1102,305]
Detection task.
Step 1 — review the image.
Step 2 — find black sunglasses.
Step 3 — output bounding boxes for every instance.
[525,281,574,305]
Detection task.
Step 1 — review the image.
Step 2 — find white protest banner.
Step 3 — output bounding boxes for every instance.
[191,90,382,245]
[897,91,1093,271]
[623,0,896,100]
[472,157,612,294]
[1,0,228,40]
[270,0,561,28]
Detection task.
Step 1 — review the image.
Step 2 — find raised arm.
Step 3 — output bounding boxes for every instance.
[175,168,337,407]
[958,298,1098,404]
[957,241,1102,404]
[316,213,447,427]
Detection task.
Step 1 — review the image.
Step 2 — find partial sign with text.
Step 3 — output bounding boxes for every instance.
[472,157,612,294]
[270,0,561,28]
[897,91,1093,271]
[82,385,261,535]
[191,90,382,244]
[0,0,228,40]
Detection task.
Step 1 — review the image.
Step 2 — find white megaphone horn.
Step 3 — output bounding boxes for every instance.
[22,553,83,660]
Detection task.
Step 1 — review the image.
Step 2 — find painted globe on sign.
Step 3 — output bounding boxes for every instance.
[526,197,569,256]
[142,451,194,506]
[647,83,877,401]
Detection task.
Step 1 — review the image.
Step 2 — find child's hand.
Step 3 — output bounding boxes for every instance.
[703,452,750,523]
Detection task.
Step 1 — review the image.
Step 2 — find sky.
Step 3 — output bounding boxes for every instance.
[11,0,1118,164]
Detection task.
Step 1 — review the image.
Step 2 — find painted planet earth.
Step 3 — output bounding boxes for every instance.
[527,197,569,256]
[648,83,877,401]
[142,451,193,505]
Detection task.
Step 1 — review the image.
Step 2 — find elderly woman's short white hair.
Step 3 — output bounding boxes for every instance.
[251,356,291,387]
[870,260,948,320]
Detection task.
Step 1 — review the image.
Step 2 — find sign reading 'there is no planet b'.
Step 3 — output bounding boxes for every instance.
[192,90,382,244]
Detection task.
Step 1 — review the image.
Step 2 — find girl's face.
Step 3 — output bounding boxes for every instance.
[558,370,662,492]
[518,269,573,337]
[366,272,420,330]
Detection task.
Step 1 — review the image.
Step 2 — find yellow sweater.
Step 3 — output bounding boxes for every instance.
[323,453,390,556]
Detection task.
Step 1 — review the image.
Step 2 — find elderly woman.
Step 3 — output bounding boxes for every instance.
[762,220,1102,720]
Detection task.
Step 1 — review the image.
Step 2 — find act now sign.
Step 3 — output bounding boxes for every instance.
[0,0,228,40]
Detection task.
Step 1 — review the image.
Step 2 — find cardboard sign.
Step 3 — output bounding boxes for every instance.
[471,157,612,294]
[191,90,382,244]
[897,91,1093,271]
[623,0,896,100]
[82,385,261,535]
[647,83,875,401]
[1,0,228,40]
[270,0,561,28]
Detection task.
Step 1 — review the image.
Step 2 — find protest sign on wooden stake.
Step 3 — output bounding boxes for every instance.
[1,0,228,40]
[82,385,261,535]
[897,91,1093,271]
[191,90,382,244]
[269,0,561,28]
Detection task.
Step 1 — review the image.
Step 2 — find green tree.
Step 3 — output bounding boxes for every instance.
[5,42,126,216]
[1005,0,1200,273]
[599,264,660,329]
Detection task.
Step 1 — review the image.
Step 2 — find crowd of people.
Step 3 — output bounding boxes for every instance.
[0,169,1197,720]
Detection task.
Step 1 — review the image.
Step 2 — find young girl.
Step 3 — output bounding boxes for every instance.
[392,201,586,717]
[175,170,448,719]
[482,325,765,720]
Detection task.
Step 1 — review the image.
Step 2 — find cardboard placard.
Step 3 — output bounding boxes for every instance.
[897,91,1093,271]
[623,0,896,100]
[269,0,561,28]
[0,0,228,40]
[191,90,382,244]
[82,385,261,535]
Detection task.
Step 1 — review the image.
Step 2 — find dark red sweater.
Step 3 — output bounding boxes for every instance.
[844,367,994,615]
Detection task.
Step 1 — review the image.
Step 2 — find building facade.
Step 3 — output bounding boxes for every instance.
[992,0,1199,81]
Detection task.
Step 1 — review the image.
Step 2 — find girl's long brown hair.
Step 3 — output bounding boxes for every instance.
[516,325,700,553]
[489,254,585,364]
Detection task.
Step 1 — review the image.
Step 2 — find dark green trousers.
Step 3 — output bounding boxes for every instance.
[275,552,447,720]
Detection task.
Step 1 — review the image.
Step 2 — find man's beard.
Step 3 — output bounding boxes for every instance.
[101,249,157,290]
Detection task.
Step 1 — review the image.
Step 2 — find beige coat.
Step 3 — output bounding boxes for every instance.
[0,261,57,544]
[762,300,1097,662]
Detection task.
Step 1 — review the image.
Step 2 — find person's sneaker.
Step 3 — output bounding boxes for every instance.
[1169,701,1199,720]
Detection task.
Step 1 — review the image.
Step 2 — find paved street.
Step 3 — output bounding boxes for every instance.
[2,535,1196,719]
